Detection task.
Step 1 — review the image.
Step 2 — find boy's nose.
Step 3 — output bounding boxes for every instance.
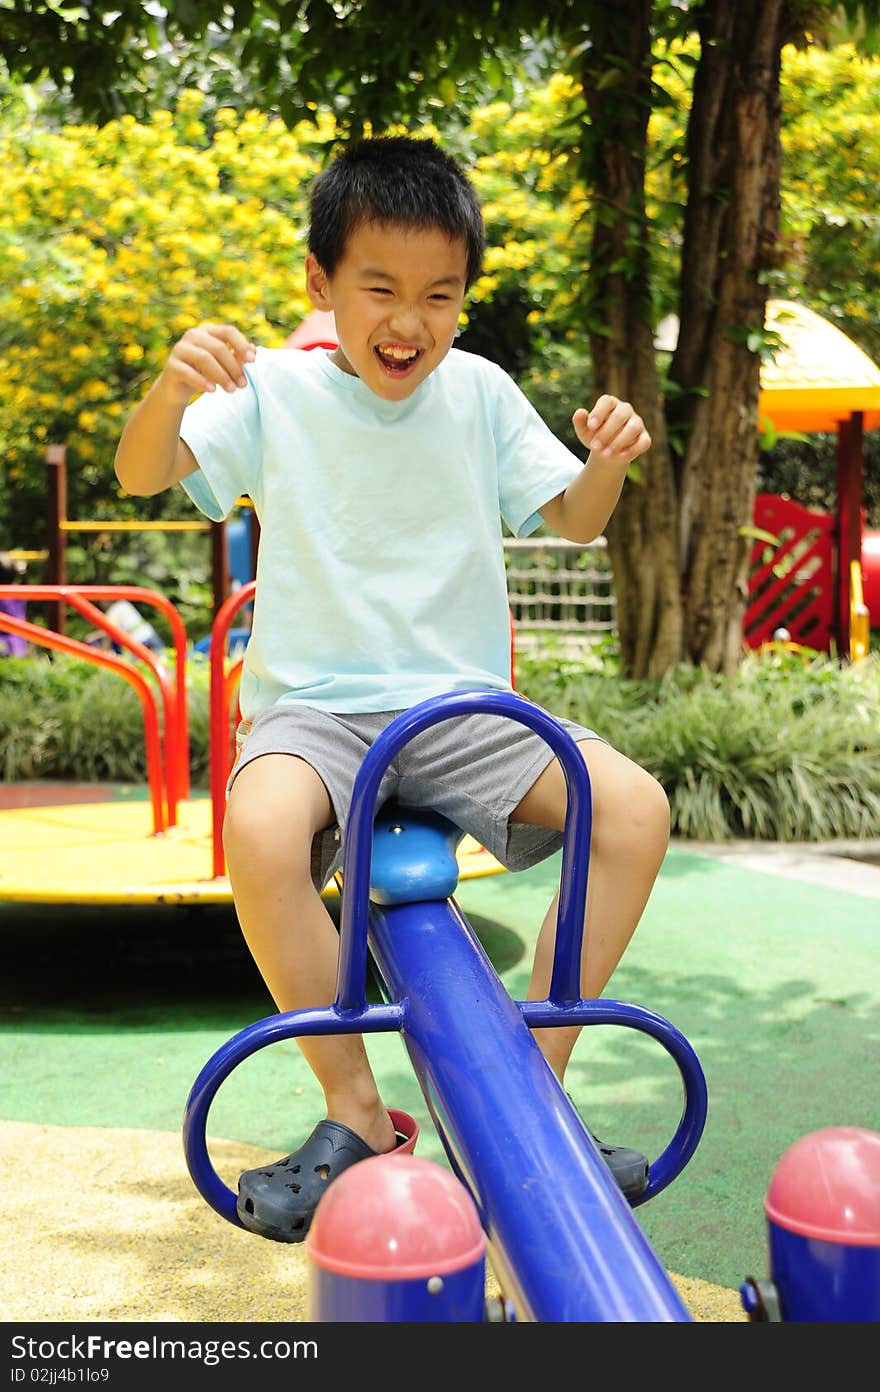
[388,304,423,338]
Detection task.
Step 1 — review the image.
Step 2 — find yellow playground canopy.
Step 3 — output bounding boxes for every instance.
[759,299,880,434]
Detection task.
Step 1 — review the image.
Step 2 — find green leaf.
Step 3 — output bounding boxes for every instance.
[739,525,781,546]
[758,414,778,450]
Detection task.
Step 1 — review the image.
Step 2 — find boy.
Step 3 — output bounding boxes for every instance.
[115,135,668,1243]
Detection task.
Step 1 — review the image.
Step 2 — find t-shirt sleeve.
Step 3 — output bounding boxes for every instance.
[178,369,262,521]
[490,364,584,538]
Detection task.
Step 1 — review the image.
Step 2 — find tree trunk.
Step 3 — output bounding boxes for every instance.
[670,0,787,673]
[580,1,683,679]
[581,0,788,677]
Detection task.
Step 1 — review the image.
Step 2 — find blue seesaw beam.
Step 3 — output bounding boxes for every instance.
[184,690,708,1322]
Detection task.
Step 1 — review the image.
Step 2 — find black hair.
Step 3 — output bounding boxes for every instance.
[308,135,485,289]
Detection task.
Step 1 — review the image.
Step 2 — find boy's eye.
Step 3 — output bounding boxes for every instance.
[368,286,392,295]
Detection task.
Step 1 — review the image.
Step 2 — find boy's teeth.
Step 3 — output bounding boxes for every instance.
[381,346,418,360]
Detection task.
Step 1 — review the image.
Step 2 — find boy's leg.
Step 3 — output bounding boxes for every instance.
[223,752,396,1155]
[511,738,671,1080]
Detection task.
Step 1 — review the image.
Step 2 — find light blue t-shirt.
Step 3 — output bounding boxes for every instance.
[180,346,582,718]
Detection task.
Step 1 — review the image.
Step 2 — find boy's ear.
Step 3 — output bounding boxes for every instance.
[305,254,332,311]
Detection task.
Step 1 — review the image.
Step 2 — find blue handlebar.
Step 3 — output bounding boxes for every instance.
[335,689,593,1011]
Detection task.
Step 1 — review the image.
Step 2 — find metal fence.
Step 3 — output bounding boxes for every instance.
[503,536,615,653]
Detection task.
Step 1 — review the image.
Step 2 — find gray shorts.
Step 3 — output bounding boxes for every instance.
[228,701,601,891]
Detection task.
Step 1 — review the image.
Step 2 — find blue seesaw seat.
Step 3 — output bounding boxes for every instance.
[368,806,465,906]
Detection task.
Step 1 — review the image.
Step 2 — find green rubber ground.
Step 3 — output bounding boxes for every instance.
[1,843,877,1302]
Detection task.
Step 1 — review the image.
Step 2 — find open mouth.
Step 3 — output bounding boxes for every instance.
[374,344,424,376]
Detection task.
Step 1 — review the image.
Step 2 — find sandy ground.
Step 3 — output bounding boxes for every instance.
[0,1121,746,1324]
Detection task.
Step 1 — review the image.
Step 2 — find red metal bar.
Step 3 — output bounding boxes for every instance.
[0,610,166,834]
[0,584,190,812]
[224,659,244,771]
[62,593,179,828]
[209,582,256,878]
[75,585,190,803]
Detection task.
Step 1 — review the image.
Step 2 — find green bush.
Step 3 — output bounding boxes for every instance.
[514,647,880,841]
[2,648,879,841]
[0,651,211,786]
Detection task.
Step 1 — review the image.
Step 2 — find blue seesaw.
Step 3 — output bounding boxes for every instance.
[183,690,708,1322]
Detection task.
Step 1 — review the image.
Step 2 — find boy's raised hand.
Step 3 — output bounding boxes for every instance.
[160,323,257,405]
[573,396,651,464]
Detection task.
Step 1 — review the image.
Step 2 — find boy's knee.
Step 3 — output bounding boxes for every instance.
[223,793,316,880]
[638,770,671,845]
[593,758,670,853]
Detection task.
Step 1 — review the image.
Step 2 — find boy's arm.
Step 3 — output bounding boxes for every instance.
[539,396,651,543]
[115,323,255,497]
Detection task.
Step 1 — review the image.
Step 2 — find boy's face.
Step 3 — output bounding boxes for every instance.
[305,222,468,400]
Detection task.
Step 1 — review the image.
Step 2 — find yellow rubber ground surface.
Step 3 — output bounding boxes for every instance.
[0,1121,747,1323]
[0,799,504,905]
